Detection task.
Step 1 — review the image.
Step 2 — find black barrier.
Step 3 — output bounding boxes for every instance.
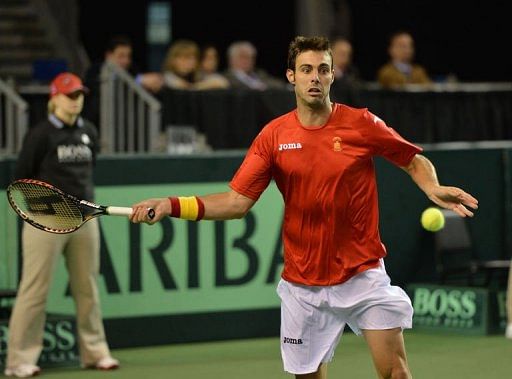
[20,87,512,149]
[159,87,512,149]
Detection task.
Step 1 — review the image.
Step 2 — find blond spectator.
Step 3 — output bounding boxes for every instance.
[163,40,229,90]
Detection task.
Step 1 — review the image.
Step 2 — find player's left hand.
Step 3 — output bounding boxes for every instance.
[428,186,479,217]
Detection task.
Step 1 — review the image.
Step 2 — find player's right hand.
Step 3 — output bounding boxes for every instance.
[130,198,171,224]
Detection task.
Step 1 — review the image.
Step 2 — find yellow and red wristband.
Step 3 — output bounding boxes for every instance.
[169,196,205,221]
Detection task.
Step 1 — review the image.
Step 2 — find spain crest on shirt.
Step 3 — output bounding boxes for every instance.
[333,137,342,152]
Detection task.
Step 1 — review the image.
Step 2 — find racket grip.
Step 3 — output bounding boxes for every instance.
[106,206,133,216]
[107,206,155,219]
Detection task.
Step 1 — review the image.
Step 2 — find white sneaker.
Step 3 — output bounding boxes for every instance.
[4,364,41,377]
[84,356,120,370]
[506,324,512,339]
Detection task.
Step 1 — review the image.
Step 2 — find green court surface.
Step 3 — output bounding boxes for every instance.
[35,331,512,379]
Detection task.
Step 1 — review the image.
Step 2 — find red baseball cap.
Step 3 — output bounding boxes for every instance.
[49,72,88,97]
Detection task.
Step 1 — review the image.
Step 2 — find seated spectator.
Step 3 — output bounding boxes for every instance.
[331,37,362,89]
[224,41,285,90]
[377,30,432,89]
[330,36,362,106]
[197,44,230,89]
[162,40,228,90]
[83,35,164,125]
[86,35,163,93]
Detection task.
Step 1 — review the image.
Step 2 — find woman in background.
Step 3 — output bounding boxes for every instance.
[197,44,230,89]
[162,39,229,90]
[4,72,118,378]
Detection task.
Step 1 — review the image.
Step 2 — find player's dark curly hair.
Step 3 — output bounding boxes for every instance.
[287,36,332,71]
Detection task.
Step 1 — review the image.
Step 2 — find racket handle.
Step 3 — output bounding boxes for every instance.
[106,206,155,219]
[106,206,133,216]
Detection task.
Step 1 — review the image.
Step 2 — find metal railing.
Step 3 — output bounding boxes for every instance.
[99,62,161,153]
[0,78,28,155]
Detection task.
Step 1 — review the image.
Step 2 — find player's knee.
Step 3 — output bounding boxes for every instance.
[377,359,411,379]
[390,367,411,379]
[380,365,411,379]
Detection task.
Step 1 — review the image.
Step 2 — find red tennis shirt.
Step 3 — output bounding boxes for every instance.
[230,103,422,286]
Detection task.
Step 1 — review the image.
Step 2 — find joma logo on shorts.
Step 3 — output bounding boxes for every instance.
[283,337,303,344]
[278,143,302,151]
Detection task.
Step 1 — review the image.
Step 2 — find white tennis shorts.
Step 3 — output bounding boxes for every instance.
[276,259,413,375]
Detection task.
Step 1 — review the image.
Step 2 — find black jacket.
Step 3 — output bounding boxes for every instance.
[15,114,99,201]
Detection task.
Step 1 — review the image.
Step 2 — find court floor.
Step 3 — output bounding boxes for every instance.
[21,331,512,379]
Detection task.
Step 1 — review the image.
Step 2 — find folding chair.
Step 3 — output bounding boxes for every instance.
[434,210,510,287]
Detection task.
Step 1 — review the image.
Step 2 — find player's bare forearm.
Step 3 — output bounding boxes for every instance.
[130,190,255,224]
[402,154,439,196]
[199,190,255,220]
[402,154,479,217]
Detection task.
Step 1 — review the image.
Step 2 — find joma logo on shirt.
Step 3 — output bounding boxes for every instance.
[278,143,302,151]
[283,337,303,344]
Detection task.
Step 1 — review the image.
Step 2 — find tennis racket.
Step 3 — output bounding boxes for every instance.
[6,179,154,234]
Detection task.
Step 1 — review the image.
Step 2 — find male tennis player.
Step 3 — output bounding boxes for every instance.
[130,36,478,379]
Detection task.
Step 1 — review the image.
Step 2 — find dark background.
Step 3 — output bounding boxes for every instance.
[78,0,511,82]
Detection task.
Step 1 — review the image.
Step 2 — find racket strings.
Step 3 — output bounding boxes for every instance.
[9,182,83,231]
